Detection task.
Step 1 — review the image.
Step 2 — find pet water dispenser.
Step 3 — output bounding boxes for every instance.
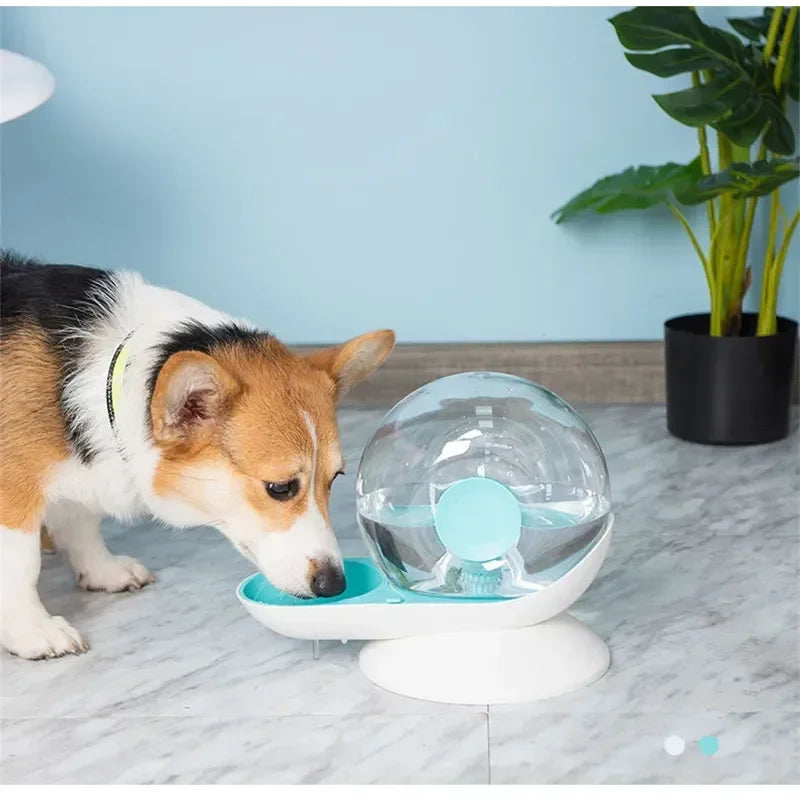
[238,372,613,704]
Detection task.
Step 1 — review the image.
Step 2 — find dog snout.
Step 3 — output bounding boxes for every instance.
[309,559,346,598]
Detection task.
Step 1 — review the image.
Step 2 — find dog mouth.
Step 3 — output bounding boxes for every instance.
[237,543,344,599]
[237,543,319,599]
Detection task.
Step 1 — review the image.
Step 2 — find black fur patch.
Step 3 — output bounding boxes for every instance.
[147,321,273,405]
[1,250,117,463]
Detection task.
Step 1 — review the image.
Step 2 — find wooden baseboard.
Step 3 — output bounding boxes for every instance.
[292,341,661,405]
[293,340,800,407]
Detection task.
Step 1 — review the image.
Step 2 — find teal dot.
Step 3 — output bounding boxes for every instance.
[698,735,719,756]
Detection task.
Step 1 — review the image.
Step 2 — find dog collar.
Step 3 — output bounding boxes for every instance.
[106,331,134,446]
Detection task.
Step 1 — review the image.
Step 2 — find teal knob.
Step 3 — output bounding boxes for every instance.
[434,477,521,562]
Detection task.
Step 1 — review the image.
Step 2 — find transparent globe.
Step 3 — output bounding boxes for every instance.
[356,372,611,598]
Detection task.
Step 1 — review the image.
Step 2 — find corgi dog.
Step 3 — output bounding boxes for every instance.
[0,252,394,659]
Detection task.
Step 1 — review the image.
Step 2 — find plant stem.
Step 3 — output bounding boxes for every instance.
[709,200,740,336]
[732,194,758,312]
[764,7,784,66]
[691,71,716,237]
[758,190,783,334]
[774,209,799,288]
[756,7,797,336]
[714,134,736,335]
[721,144,751,333]
[757,209,800,335]
[717,134,733,172]
[691,67,720,335]
[773,7,798,91]
[736,143,768,295]
[668,203,712,292]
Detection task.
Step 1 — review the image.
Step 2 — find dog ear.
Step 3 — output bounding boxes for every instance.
[307,330,395,397]
[150,351,240,447]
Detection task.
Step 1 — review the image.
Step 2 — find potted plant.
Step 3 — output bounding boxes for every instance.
[553,6,799,445]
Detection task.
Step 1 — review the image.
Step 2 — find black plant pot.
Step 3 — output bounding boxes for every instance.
[664,313,798,445]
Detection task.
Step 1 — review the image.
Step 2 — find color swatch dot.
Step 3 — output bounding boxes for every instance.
[663,735,686,756]
[698,735,719,756]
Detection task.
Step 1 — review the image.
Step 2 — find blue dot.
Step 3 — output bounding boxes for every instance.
[698,735,719,756]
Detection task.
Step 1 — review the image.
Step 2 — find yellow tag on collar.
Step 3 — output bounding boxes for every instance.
[106,333,134,433]
[111,341,132,419]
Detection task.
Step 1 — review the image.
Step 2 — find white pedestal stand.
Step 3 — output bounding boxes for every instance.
[359,612,609,704]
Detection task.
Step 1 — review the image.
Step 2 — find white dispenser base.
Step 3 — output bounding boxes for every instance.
[359,612,610,705]
[238,518,615,706]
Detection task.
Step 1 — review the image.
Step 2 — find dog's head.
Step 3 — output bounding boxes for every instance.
[148,329,395,597]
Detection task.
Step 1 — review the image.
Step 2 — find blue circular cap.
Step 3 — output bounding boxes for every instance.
[434,477,522,562]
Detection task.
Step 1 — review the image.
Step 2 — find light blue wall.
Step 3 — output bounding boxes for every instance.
[2,7,797,343]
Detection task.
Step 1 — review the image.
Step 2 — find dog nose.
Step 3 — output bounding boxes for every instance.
[310,560,346,598]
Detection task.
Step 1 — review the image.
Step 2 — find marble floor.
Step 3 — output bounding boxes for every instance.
[1,406,798,784]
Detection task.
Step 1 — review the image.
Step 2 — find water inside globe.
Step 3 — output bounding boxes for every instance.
[357,484,609,596]
[356,372,612,598]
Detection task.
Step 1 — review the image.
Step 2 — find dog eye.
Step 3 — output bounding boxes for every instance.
[265,479,300,501]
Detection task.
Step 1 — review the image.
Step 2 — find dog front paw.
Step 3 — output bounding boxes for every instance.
[2,614,88,660]
[76,555,155,593]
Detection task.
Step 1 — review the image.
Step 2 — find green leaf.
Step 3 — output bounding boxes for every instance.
[609,6,795,154]
[727,16,770,42]
[653,73,753,128]
[714,92,767,147]
[727,8,781,43]
[762,96,797,154]
[789,51,799,102]
[611,6,716,51]
[625,49,714,77]
[552,159,702,223]
[730,8,800,101]
[675,157,800,205]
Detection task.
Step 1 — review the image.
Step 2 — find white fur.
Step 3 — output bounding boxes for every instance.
[152,412,343,597]
[2,272,343,658]
[45,501,154,592]
[0,525,87,658]
[48,273,235,521]
[248,413,343,596]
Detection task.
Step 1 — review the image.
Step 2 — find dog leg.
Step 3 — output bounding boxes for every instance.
[0,524,88,659]
[46,502,155,592]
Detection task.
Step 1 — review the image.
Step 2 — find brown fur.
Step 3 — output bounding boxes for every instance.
[0,319,391,546]
[150,334,352,534]
[151,331,394,531]
[40,525,56,552]
[0,324,69,531]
